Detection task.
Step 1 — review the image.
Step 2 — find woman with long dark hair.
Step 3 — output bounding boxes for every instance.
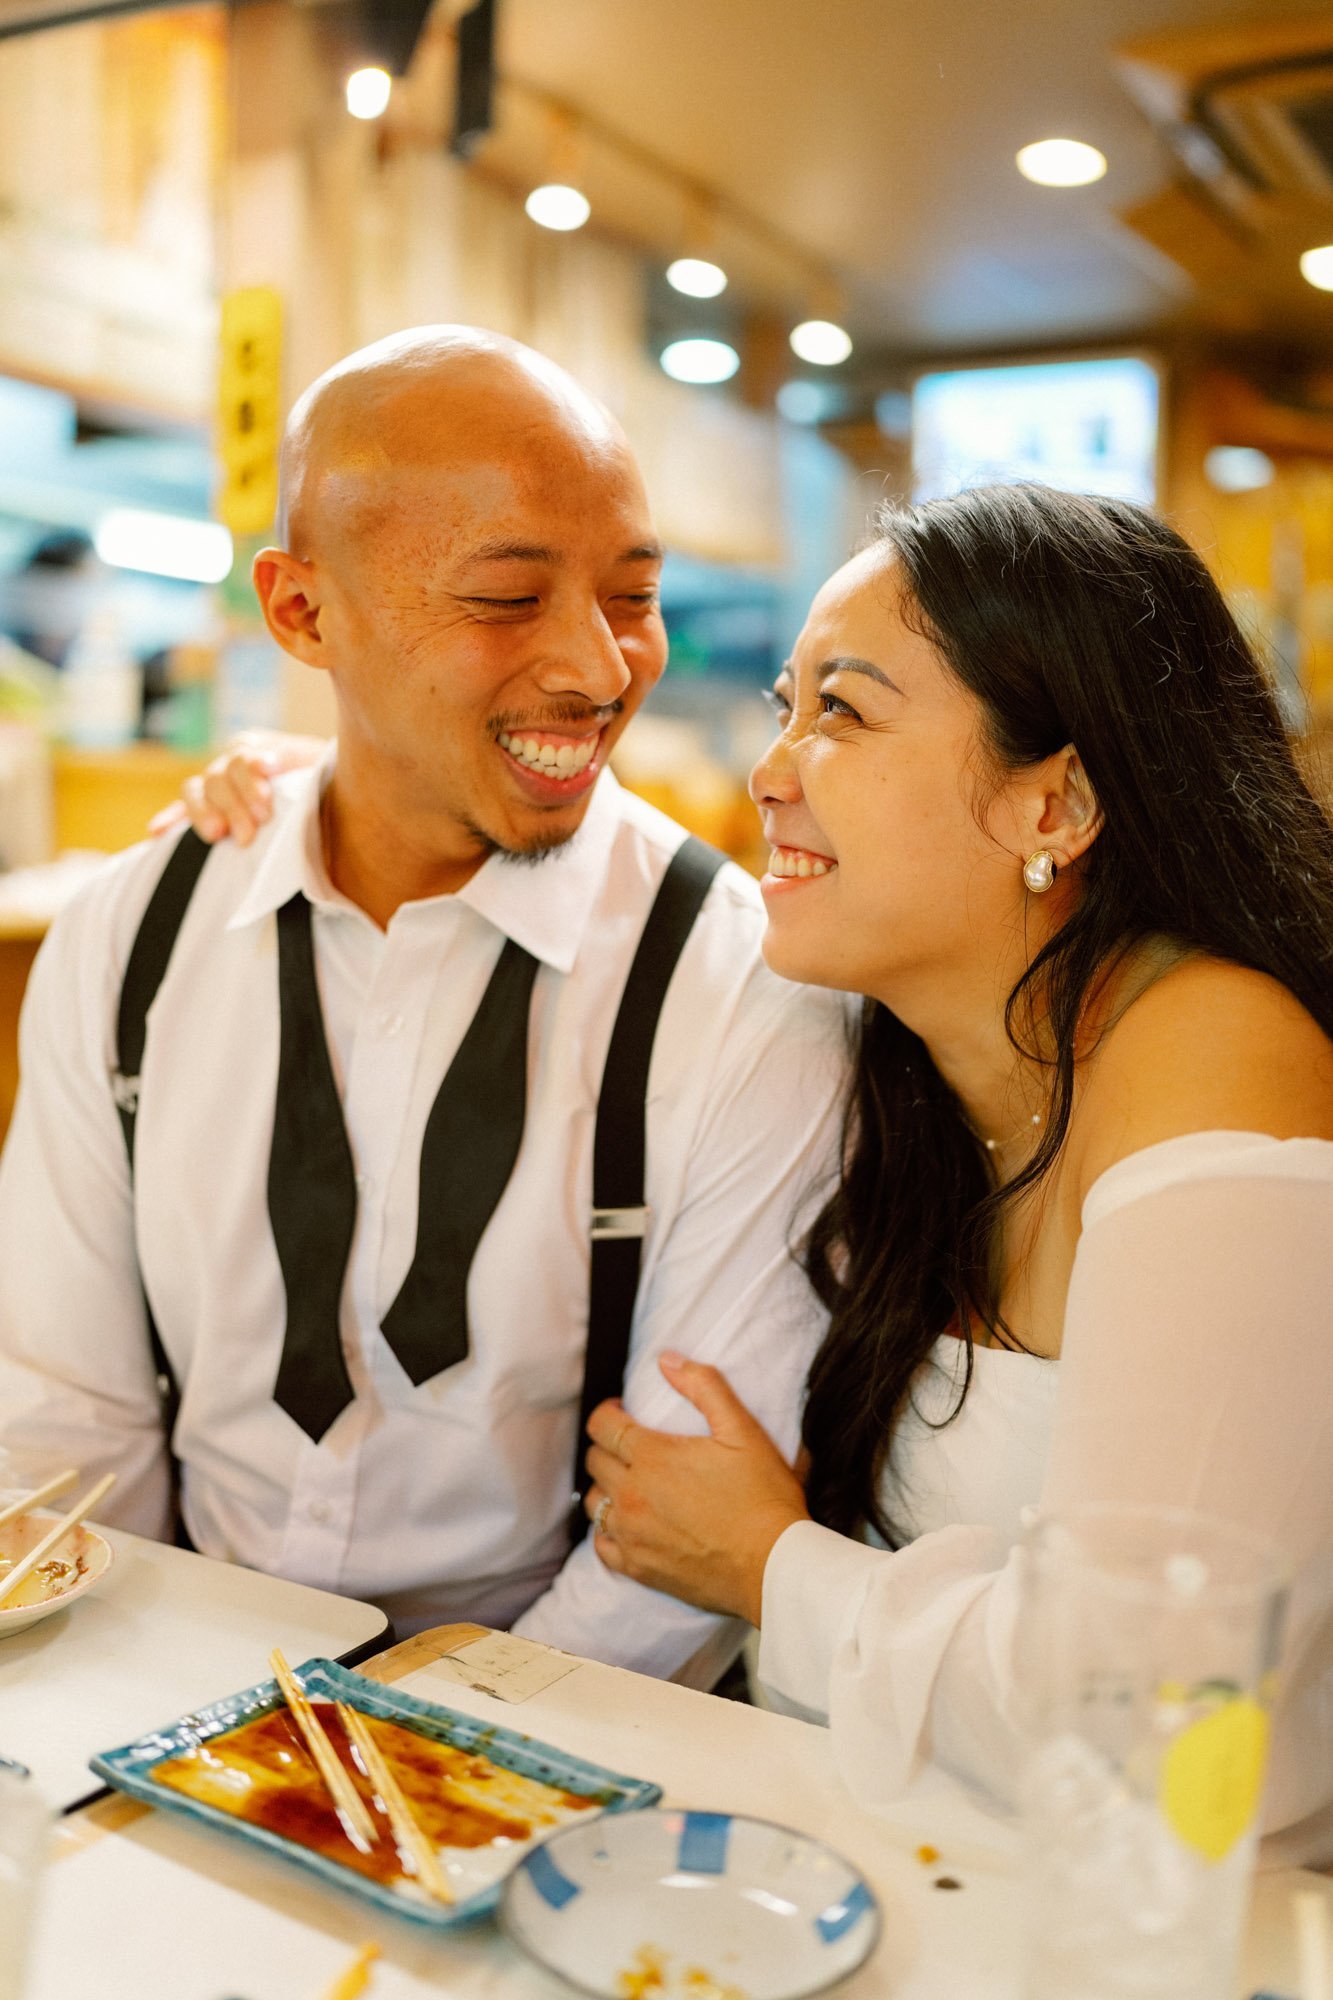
[582,484,1333,1854]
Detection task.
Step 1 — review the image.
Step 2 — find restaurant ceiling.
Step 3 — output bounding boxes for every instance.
[482,0,1333,358]
[0,0,182,30]
[1,0,1329,360]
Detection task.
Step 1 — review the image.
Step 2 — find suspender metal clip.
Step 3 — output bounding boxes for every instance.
[110,1072,140,1114]
[590,1205,650,1241]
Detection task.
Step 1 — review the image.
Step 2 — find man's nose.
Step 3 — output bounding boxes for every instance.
[534,601,633,708]
[749,728,803,809]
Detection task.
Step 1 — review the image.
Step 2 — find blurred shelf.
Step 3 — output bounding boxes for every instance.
[52,745,209,855]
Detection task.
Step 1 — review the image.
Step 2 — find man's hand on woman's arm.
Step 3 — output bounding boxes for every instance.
[150,730,329,846]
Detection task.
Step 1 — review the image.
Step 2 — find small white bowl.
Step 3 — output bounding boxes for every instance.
[501,1806,880,2000]
[0,1515,114,1638]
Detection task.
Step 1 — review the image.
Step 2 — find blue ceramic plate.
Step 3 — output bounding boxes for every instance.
[90,1657,660,1930]
[501,1806,881,1998]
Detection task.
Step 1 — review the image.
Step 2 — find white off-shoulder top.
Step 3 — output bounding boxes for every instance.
[757,1133,1333,1867]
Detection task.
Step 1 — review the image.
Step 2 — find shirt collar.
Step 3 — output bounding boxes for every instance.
[224,748,339,934]
[224,748,622,974]
[454,767,621,974]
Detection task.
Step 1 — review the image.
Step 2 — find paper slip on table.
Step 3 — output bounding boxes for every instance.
[29,1622,1332,2000]
[2,1522,388,1811]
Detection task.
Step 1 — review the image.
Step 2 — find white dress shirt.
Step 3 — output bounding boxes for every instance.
[757,1133,1333,1865]
[0,761,847,1681]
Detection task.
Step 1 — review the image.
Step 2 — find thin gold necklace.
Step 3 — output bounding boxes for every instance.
[974,1110,1043,1154]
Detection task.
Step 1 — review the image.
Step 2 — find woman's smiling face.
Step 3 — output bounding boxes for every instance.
[750,544,1031,1003]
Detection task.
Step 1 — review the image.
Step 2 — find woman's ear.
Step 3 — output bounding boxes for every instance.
[1034,745,1103,867]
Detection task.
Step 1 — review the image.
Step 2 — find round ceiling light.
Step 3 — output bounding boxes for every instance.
[525,183,591,232]
[1299,244,1333,291]
[666,257,728,299]
[789,320,853,367]
[346,67,392,120]
[1016,138,1108,187]
[776,380,827,424]
[660,338,740,385]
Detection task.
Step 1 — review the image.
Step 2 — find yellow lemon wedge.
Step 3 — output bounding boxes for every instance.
[1160,1697,1270,1862]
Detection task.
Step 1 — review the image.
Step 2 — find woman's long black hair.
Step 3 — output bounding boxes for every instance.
[800,482,1333,1544]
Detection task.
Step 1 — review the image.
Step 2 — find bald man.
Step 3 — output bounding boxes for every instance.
[0,328,845,1683]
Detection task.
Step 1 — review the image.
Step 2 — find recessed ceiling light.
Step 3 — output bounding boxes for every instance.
[1016,138,1107,187]
[790,320,852,366]
[346,67,392,120]
[666,257,728,300]
[1299,244,1333,291]
[776,381,827,424]
[660,338,740,385]
[525,183,591,232]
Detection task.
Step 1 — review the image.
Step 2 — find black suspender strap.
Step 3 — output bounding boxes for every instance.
[113,828,213,1434]
[117,823,725,1549]
[570,835,728,1537]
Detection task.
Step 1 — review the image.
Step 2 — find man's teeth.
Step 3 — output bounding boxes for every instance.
[498,733,597,775]
[769,848,834,878]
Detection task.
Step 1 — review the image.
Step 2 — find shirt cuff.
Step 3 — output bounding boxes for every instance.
[757,1519,884,1720]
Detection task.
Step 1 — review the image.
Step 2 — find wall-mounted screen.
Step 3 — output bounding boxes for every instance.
[912,355,1160,506]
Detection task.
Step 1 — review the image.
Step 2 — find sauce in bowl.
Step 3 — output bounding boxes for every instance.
[0,1546,87,1610]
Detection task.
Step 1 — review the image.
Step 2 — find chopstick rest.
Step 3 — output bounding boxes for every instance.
[268,1649,378,1853]
[0,1472,115,1607]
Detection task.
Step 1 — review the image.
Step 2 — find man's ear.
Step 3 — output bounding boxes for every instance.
[1034,745,1103,868]
[252,549,326,670]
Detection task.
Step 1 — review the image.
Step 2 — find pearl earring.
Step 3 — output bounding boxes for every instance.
[1023,849,1056,893]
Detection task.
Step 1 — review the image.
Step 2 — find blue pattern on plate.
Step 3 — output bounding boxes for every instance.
[815,1877,875,1944]
[501,1806,882,1999]
[89,1657,660,1932]
[523,1841,582,1910]
[677,1810,731,1875]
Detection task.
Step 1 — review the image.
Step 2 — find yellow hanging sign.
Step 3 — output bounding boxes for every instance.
[217,287,284,539]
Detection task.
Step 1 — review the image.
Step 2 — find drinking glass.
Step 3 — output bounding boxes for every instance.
[1017,1503,1288,2000]
[0,1770,49,2000]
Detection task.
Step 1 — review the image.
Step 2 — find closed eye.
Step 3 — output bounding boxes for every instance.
[466,596,540,608]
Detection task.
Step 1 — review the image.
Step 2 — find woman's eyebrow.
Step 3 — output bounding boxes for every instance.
[818,655,905,695]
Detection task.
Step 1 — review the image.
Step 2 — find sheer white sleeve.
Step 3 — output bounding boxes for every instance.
[756,1135,1333,1862]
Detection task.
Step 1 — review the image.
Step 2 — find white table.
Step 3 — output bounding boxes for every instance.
[23,1625,1331,2000]
[3,1524,387,1810]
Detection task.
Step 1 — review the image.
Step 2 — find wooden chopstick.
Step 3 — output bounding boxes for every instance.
[337,1702,453,1904]
[0,1468,78,1534]
[1296,1888,1333,2000]
[268,1649,377,1853]
[320,1941,380,2000]
[0,1472,115,1607]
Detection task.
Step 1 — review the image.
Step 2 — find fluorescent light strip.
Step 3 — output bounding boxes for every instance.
[94,509,233,584]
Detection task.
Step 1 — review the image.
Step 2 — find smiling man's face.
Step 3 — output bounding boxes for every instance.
[256,333,668,873]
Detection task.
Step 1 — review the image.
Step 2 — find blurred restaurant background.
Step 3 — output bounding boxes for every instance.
[1,0,1332,1137]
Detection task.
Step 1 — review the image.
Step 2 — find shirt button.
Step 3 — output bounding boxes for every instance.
[376,1012,404,1037]
[307,1500,332,1525]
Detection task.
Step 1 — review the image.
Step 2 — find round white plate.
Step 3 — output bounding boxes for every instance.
[0,1517,114,1638]
[501,1806,880,2000]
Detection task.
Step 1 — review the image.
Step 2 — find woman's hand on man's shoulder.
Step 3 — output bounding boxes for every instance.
[149,730,330,847]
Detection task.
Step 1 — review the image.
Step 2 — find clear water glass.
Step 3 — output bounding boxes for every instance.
[1017,1503,1288,2000]
[0,1771,49,2000]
